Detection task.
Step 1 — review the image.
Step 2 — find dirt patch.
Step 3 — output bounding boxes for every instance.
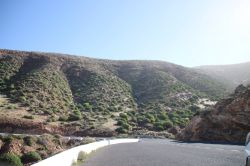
[102,118,117,131]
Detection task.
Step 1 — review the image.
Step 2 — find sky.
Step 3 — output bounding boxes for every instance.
[0,0,250,67]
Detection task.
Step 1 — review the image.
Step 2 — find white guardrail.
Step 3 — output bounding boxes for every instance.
[32,138,139,166]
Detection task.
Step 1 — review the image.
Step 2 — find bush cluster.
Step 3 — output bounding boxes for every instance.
[23,115,34,119]
[0,152,23,166]
[116,113,131,134]
[68,110,82,121]
[21,151,41,163]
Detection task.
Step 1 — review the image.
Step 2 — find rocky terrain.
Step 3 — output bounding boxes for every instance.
[177,84,250,144]
[0,49,226,137]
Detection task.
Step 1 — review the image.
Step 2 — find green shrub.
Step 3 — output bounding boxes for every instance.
[24,136,35,146]
[21,151,41,163]
[157,112,168,120]
[110,106,118,112]
[119,113,128,120]
[23,115,34,119]
[121,123,130,130]
[83,103,92,111]
[131,116,137,122]
[145,113,155,123]
[116,119,127,126]
[162,120,173,129]
[19,96,26,102]
[97,106,105,112]
[115,127,128,134]
[50,107,59,113]
[28,108,36,112]
[137,115,151,126]
[43,109,53,115]
[3,136,14,143]
[0,152,23,166]
[59,115,68,121]
[6,104,16,109]
[47,116,57,122]
[68,112,81,121]
[154,122,164,131]
[189,105,200,112]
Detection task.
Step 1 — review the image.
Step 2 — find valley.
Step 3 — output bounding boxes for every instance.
[0,49,250,166]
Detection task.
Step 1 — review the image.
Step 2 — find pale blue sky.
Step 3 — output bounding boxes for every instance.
[0,0,250,67]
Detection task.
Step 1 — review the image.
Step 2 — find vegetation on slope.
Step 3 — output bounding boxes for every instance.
[63,63,136,113]
[0,55,23,91]
[0,134,95,166]
[115,61,227,101]
[0,49,226,137]
[10,63,74,114]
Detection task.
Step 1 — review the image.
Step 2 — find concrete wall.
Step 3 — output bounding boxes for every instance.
[31,138,139,166]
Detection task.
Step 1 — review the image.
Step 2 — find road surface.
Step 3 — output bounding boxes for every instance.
[83,139,245,166]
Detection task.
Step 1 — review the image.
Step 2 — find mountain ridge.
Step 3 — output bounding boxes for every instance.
[194,62,250,90]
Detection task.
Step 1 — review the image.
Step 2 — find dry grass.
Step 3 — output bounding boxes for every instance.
[0,94,49,123]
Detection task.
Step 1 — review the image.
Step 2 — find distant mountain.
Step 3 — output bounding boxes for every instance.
[195,62,250,90]
[0,49,227,137]
[177,84,250,144]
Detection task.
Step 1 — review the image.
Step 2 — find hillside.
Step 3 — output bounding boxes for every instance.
[0,49,227,137]
[177,84,250,144]
[195,62,250,90]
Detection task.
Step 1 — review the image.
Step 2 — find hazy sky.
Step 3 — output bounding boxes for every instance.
[0,0,250,67]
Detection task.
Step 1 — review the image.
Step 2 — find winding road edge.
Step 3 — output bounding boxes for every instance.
[31,138,139,166]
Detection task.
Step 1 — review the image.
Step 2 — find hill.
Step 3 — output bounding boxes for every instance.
[177,84,250,144]
[195,62,250,90]
[0,49,227,137]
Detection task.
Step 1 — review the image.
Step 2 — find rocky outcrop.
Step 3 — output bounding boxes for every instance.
[177,85,250,144]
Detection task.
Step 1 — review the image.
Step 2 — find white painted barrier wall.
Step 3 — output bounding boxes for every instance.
[32,138,139,166]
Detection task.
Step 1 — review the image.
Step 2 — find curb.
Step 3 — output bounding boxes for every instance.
[31,138,139,166]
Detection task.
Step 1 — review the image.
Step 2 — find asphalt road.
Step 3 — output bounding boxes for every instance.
[83,139,246,166]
